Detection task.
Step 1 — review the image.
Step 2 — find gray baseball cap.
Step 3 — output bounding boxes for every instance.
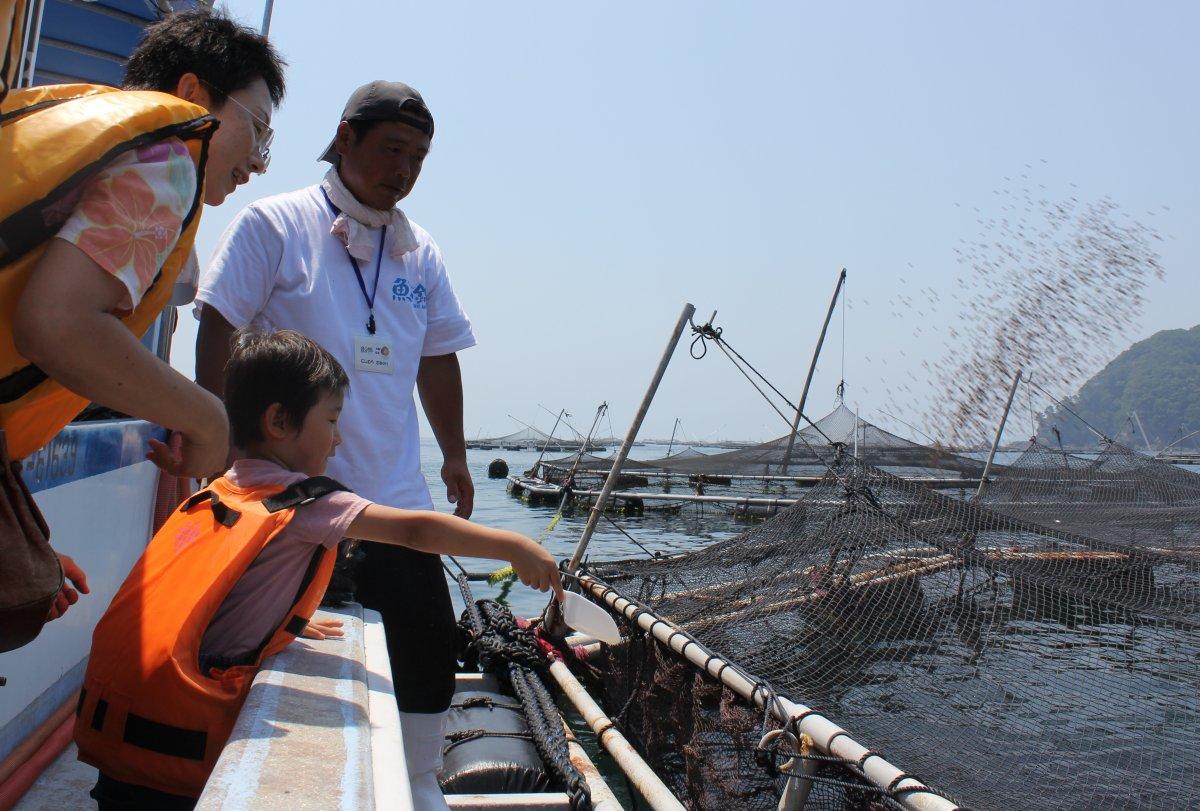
[318,80,434,163]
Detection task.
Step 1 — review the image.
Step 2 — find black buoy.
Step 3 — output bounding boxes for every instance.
[488,458,509,479]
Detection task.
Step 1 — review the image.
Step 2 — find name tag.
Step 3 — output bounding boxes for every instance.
[354,334,395,374]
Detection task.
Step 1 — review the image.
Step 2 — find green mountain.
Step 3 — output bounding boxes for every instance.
[1036,325,1200,450]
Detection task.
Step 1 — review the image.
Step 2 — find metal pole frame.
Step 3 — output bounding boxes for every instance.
[780,269,847,475]
[16,0,45,88]
[567,303,696,572]
[974,368,1022,500]
[531,408,568,474]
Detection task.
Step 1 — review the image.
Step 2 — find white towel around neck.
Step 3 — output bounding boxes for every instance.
[321,167,420,262]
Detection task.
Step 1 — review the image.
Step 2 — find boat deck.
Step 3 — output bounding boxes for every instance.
[15,605,413,810]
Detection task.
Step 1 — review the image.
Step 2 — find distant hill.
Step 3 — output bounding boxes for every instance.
[1036,325,1200,450]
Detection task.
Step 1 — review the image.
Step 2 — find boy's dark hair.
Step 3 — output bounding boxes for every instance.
[123,10,286,107]
[224,330,349,448]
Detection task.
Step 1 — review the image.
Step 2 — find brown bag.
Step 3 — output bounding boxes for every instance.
[0,429,62,652]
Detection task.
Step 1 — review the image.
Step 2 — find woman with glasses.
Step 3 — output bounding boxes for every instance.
[4,10,286,631]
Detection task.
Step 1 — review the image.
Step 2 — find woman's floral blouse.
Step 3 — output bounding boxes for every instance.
[55,138,198,314]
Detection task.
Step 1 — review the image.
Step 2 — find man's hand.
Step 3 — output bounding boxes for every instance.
[417,353,472,517]
[46,552,90,621]
[301,618,345,640]
[441,457,474,519]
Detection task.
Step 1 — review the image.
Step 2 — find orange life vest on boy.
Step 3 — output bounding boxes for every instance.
[74,475,347,798]
[0,84,217,460]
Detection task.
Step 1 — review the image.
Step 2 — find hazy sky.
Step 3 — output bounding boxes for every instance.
[172,1,1198,444]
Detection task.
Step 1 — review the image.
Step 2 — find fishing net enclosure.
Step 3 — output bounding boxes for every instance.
[579,453,1200,810]
[538,405,991,486]
[980,439,1200,556]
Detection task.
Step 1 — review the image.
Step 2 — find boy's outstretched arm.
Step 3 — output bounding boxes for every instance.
[347,506,565,601]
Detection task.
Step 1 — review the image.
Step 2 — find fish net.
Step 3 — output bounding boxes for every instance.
[575,446,1200,810]
[538,404,990,488]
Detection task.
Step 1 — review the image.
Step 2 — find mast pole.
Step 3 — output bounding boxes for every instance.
[780,269,847,475]
[567,303,695,572]
[260,0,275,36]
[974,368,1022,500]
[1131,411,1154,454]
[531,408,567,474]
[853,405,860,458]
[666,417,680,458]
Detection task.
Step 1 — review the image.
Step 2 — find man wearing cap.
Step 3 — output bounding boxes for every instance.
[194,81,474,809]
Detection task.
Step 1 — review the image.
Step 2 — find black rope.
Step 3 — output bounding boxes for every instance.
[452,695,523,711]
[600,512,658,559]
[1024,375,1113,444]
[687,313,861,490]
[455,575,593,810]
[690,319,721,359]
[443,728,534,755]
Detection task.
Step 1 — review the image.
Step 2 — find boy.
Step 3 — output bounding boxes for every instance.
[75,330,562,809]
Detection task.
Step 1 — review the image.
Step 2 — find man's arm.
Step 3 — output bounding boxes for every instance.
[196,305,238,399]
[14,239,228,477]
[416,352,473,518]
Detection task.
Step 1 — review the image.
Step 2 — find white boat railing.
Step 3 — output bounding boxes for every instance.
[198,604,413,810]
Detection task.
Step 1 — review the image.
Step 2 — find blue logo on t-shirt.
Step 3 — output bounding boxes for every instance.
[392,277,426,309]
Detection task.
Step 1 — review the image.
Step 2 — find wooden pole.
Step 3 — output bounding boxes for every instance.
[567,304,696,572]
[974,368,1022,500]
[559,715,625,811]
[578,575,959,811]
[548,660,686,810]
[781,269,847,475]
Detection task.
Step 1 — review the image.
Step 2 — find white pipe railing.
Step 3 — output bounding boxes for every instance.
[547,660,685,810]
[578,574,960,811]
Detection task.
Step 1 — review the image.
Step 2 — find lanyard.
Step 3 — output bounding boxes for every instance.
[321,188,386,335]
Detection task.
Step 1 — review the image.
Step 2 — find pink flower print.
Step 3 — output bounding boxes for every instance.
[74,168,183,295]
[135,139,188,164]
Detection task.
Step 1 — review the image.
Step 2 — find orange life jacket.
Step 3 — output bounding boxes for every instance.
[0,83,217,460]
[74,475,347,798]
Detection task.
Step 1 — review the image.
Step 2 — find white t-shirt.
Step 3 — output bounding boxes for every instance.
[196,185,476,509]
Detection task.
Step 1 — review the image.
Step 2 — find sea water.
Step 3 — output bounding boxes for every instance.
[420,439,747,618]
[418,439,1200,807]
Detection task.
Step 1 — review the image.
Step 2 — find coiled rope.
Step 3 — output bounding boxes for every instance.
[455,575,593,810]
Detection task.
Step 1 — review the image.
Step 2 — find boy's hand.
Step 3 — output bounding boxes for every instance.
[301,618,345,640]
[510,535,565,602]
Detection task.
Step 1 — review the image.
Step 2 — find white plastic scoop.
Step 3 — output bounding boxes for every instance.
[560,591,622,645]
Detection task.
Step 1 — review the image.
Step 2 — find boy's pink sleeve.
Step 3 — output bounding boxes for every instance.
[286,491,373,549]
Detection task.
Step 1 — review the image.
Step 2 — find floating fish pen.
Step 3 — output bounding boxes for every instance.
[514,405,992,518]
[486,301,1200,809]
[468,424,602,452]
[564,449,1200,809]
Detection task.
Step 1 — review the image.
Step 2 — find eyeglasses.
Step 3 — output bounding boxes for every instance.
[199,79,274,170]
